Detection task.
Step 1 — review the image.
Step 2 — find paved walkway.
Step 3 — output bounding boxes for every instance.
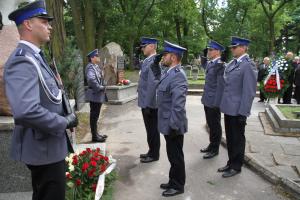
[225,99,300,198]
[103,96,292,200]
[1,96,298,200]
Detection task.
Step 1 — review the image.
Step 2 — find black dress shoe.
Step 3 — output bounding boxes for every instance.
[200,147,211,153]
[222,169,241,178]
[258,99,264,102]
[162,188,184,197]
[140,156,158,163]
[217,165,230,172]
[160,183,171,190]
[101,134,108,139]
[139,153,148,158]
[92,135,106,143]
[203,151,219,159]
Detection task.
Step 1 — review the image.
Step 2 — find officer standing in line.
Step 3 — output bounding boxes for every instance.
[4,1,78,199]
[85,49,108,143]
[137,37,161,163]
[257,57,270,102]
[153,41,188,197]
[218,36,257,178]
[200,40,225,159]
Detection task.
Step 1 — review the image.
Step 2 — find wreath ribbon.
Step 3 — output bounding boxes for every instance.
[263,61,281,90]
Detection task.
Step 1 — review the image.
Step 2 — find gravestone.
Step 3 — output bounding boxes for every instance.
[184,65,192,77]
[192,66,199,80]
[0,25,19,116]
[117,56,125,83]
[100,42,124,85]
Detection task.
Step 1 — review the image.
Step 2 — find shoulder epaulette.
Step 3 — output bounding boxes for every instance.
[175,67,180,73]
[245,56,252,62]
[15,49,26,57]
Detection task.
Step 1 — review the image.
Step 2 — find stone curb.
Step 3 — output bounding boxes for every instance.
[220,137,300,199]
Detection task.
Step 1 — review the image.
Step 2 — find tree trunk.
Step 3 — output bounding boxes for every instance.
[174,16,182,45]
[69,0,86,61]
[96,13,106,49]
[269,17,275,54]
[128,37,135,70]
[83,0,96,55]
[45,0,66,62]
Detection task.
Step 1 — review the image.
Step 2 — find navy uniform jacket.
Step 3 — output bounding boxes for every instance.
[201,57,225,108]
[85,63,107,103]
[220,55,258,117]
[138,55,159,109]
[157,66,188,135]
[4,43,68,166]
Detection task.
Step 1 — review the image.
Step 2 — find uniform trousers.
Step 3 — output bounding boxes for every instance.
[164,134,185,191]
[27,160,66,200]
[224,114,247,171]
[295,86,300,104]
[90,101,102,134]
[204,106,222,152]
[283,86,293,104]
[141,108,160,159]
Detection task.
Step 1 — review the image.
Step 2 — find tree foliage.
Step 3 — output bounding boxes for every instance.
[48,0,298,68]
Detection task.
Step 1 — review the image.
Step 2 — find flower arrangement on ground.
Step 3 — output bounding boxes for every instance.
[65,148,113,200]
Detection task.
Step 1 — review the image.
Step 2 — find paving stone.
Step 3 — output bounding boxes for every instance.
[281,144,300,156]
[273,152,300,166]
[249,142,283,154]
[246,125,264,132]
[247,152,276,167]
[266,166,300,180]
[269,136,300,145]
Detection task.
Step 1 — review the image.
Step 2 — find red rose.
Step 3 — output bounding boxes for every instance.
[96,148,101,152]
[86,148,92,153]
[100,165,106,172]
[88,169,96,177]
[104,156,109,162]
[82,162,89,172]
[76,179,81,186]
[66,172,72,179]
[90,160,97,167]
[72,158,78,165]
[91,183,97,192]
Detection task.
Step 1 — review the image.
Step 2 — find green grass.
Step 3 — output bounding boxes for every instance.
[124,69,206,85]
[277,105,300,119]
[188,79,205,85]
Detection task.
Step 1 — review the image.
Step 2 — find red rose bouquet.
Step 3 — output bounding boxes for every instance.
[65,148,110,199]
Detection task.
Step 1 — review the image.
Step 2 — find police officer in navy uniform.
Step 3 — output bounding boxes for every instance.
[218,37,257,178]
[153,41,188,197]
[200,40,225,159]
[4,1,78,199]
[138,37,161,163]
[85,49,108,143]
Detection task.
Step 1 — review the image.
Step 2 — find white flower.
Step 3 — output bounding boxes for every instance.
[67,181,74,188]
[284,67,287,70]
[69,164,75,172]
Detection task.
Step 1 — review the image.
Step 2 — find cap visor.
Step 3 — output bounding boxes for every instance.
[36,15,54,21]
[228,44,239,47]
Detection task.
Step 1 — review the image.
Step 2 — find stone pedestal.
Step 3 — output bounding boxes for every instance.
[0,100,77,193]
[0,117,31,193]
[105,83,138,105]
[265,104,300,135]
